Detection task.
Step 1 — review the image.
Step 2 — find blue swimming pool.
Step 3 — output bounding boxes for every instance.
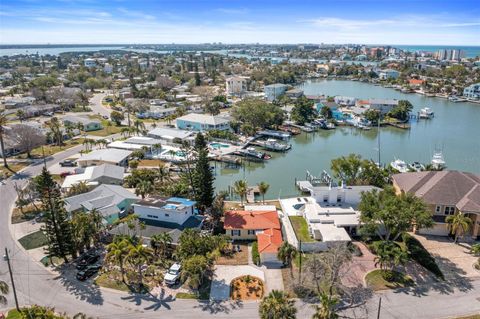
[210,142,230,149]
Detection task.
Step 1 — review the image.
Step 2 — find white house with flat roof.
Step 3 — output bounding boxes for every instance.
[133,196,197,226]
[147,127,195,143]
[76,148,132,167]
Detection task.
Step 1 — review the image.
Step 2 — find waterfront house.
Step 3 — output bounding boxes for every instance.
[264,83,288,101]
[225,76,248,96]
[392,171,480,239]
[64,184,139,224]
[61,164,125,191]
[224,208,283,265]
[463,83,480,100]
[175,113,230,132]
[147,127,195,144]
[63,115,102,132]
[76,148,132,167]
[367,99,399,114]
[285,88,304,99]
[133,196,198,226]
[408,79,425,88]
[377,69,399,80]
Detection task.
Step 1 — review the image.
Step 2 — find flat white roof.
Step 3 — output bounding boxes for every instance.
[78,148,132,163]
[176,113,230,126]
[304,202,359,226]
[148,127,194,140]
[311,224,351,242]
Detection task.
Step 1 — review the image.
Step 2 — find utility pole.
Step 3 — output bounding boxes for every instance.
[376,297,382,319]
[4,248,20,312]
[298,240,302,285]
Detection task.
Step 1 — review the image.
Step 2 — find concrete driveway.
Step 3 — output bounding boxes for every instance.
[210,265,265,301]
[414,234,480,279]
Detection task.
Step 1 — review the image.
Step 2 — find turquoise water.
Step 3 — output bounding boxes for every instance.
[213,79,480,199]
[395,45,480,58]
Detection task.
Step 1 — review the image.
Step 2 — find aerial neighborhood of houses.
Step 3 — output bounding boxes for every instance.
[0,43,479,319]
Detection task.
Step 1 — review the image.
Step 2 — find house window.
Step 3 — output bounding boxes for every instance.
[165,213,170,217]
[247,230,256,235]
[231,230,241,236]
[336,195,342,203]
[323,195,328,203]
[147,214,158,219]
[444,206,455,215]
[435,206,441,213]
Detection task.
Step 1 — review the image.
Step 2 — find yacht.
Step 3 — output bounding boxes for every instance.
[263,139,291,152]
[431,151,446,169]
[237,147,272,160]
[419,107,434,119]
[409,162,425,172]
[390,159,409,173]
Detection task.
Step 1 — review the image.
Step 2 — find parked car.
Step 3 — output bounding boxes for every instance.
[59,159,77,167]
[76,264,101,281]
[164,263,181,285]
[102,115,109,119]
[76,253,100,270]
[60,171,73,178]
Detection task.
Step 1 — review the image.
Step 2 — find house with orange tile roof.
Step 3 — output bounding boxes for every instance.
[224,209,283,265]
[409,79,425,87]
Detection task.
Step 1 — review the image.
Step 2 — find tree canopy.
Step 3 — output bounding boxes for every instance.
[231,98,285,131]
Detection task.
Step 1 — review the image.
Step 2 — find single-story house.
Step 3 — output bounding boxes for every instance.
[392,171,480,238]
[224,209,283,266]
[64,184,139,224]
[108,136,163,151]
[147,127,195,144]
[176,113,230,132]
[76,148,132,167]
[133,196,197,226]
[63,115,102,131]
[61,164,125,190]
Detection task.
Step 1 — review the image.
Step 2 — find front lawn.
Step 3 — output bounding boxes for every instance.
[14,139,84,160]
[365,269,414,291]
[289,216,314,242]
[216,243,249,265]
[94,272,130,292]
[18,230,48,250]
[11,204,43,224]
[0,162,30,178]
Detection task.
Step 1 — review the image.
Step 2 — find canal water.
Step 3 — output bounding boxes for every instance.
[213,79,480,199]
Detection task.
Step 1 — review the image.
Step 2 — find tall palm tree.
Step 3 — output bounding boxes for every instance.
[373,241,408,271]
[106,239,130,282]
[233,180,248,206]
[0,280,8,305]
[135,180,153,199]
[150,232,172,258]
[277,242,298,277]
[259,290,297,319]
[257,181,270,204]
[0,111,9,168]
[127,243,153,287]
[446,212,472,243]
[312,292,339,319]
[133,120,145,136]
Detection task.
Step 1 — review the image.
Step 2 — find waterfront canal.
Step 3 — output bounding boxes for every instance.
[213,79,480,199]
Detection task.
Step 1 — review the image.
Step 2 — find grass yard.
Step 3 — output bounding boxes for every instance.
[86,125,123,137]
[177,280,211,300]
[6,309,22,319]
[216,243,249,265]
[138,159,166,167]
[289,216,315,242]
[11,204,43,224]
[18,230,48,250]
[95,272,130,292]
[365,269,414,291]
[0,162,30,178]
[15,139,84,160]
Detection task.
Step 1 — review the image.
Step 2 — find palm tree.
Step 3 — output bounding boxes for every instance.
[0,280,8,305]
[133,120,145,136]
[233,180,248,206]
[106,239,130,282]
[150,232,172,258]
[47,117,64,146]
[135,180,153,199]
[446,212,473,243]
[16,109,25,122]
[67,181,90,196]
[312,292,339,319]
[259,290,297,319]
[0,112,9,168]
[127,243,153,287]
[277,242,298,277]
[257,181,270,204]
[374,241,408,272]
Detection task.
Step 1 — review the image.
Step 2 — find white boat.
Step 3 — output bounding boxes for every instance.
[409,162,425,172]
[390,159,409,173]
[419,107,434,119]
[448,96,467,103]
[263,139,291,152]
[431,151,446,169]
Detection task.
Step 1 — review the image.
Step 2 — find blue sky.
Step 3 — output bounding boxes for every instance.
[1,0,479,45]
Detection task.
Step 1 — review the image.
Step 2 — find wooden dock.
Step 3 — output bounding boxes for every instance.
[211,155,242,165]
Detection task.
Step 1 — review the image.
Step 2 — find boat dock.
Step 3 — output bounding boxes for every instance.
[210,154,242,165]
[257,130,291,140]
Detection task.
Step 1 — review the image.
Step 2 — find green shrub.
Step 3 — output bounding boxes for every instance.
[402,233,444,280]
[252,241,260,265]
